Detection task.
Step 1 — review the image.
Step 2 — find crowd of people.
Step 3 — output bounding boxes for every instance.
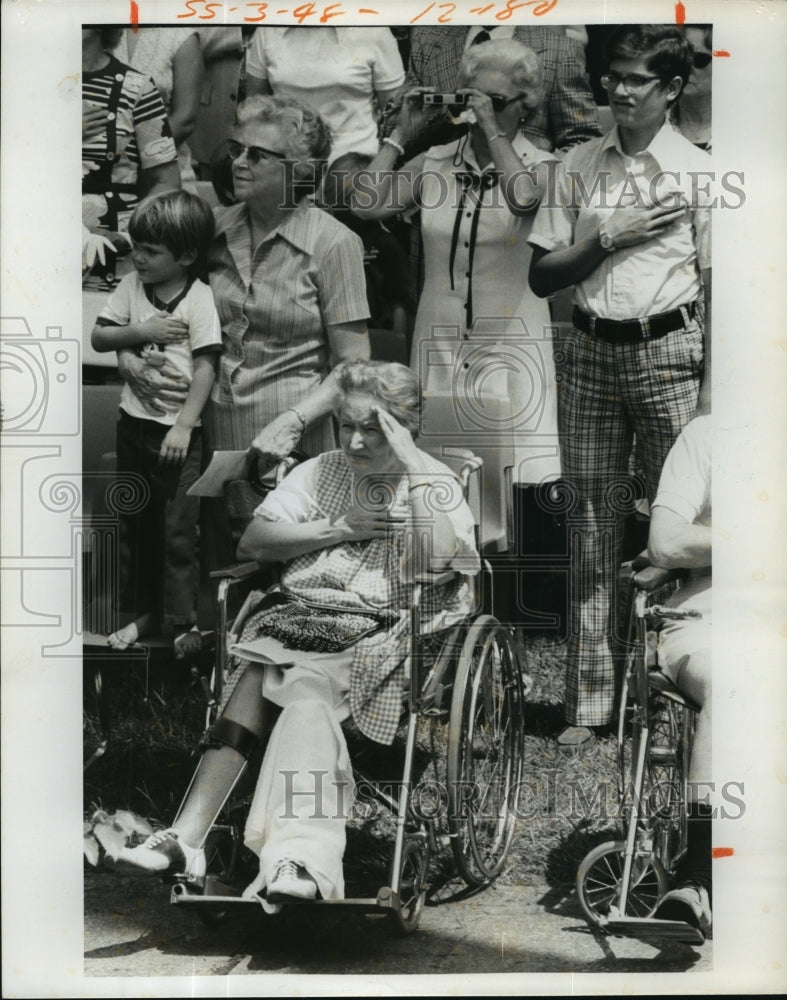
[82,22,714,936]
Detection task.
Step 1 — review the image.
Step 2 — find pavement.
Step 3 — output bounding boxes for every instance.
[84,870,712,980]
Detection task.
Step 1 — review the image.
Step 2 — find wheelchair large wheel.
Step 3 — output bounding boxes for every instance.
[447,617,525,885]
[576,841,669,926]
[618,695,676,823]
[646,696,693,871]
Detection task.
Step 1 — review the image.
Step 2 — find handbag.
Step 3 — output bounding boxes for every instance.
[236,591,398,656]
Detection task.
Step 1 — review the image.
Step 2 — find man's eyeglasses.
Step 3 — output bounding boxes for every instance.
[601,71,663,93]
[227,139,286,165]
[692,51,712,70]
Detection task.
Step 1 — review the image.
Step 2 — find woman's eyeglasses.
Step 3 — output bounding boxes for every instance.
[227,139,286,165]
[601,71,663,93]
[449,92,526,115]
[489,92,527,112]
[692,51,712,70]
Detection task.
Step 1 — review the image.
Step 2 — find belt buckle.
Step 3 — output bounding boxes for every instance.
[588,313,596,335]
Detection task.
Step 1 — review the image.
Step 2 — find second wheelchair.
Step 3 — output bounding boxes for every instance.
[575,557,704,944]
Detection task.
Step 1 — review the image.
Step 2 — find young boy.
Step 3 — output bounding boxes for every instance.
[91,190,222,654]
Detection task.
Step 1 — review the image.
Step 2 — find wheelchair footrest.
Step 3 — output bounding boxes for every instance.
[171,875,243,901]
[602,916,706,945]
[171,878,402,915]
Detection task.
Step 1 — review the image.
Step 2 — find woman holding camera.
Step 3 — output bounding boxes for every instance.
[352,39,560,548]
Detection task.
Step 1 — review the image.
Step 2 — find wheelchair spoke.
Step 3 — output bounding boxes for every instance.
[576,841,669,925]
[447,619,525,886]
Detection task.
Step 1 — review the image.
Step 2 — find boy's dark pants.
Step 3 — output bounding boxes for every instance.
[115,410,202,631]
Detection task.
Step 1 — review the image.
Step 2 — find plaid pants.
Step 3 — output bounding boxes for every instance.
[557,320,704,725]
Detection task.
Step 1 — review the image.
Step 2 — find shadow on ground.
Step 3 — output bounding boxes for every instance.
[85,871,709,977]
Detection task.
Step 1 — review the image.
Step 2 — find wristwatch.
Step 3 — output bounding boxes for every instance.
[598,222,616,252]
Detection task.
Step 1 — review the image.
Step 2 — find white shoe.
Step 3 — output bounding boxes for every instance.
[266,859,318,901]
[118,828,205,878]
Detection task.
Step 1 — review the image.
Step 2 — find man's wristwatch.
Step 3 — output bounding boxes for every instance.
[598,222,616,252]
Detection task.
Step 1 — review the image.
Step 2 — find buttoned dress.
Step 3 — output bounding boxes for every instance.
[410,135,561,549]
[203,201,370,458]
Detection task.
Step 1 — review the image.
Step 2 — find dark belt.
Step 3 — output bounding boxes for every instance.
[572,302,697,344]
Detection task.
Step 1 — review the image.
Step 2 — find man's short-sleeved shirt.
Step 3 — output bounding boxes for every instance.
[528,121,712,319]
[653,414,711,529]
[652,415,711,612]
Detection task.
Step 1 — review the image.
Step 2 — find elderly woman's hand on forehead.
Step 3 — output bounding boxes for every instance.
[373,405,422,472]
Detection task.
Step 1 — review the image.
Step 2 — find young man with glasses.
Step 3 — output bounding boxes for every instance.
[527,24,712,749]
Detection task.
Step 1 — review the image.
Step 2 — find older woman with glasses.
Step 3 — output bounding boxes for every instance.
[352,38,561,549]
[203,95,371,466]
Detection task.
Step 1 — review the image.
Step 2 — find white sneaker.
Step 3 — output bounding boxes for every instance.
[267,859,318,901]
[118,828,205,878]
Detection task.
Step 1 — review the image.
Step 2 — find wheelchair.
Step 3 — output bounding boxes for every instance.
[169,449,527,934]
[575,556,704,944]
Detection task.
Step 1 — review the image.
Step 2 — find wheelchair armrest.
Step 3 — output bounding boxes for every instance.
[414,553,479,587]
[623,550,686,592]
[414,569,458,587]
[633,564,683,593]
[210,561,263,581]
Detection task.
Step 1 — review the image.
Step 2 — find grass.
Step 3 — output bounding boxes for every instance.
[83,634,622,890]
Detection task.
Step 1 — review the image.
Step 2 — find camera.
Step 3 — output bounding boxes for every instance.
[423,93,468,107]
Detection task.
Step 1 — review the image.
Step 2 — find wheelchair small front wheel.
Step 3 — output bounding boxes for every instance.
[576,840,669,926]
[390,839,429,935]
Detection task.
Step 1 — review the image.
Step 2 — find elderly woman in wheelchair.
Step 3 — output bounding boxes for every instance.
[120,360,484,910]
